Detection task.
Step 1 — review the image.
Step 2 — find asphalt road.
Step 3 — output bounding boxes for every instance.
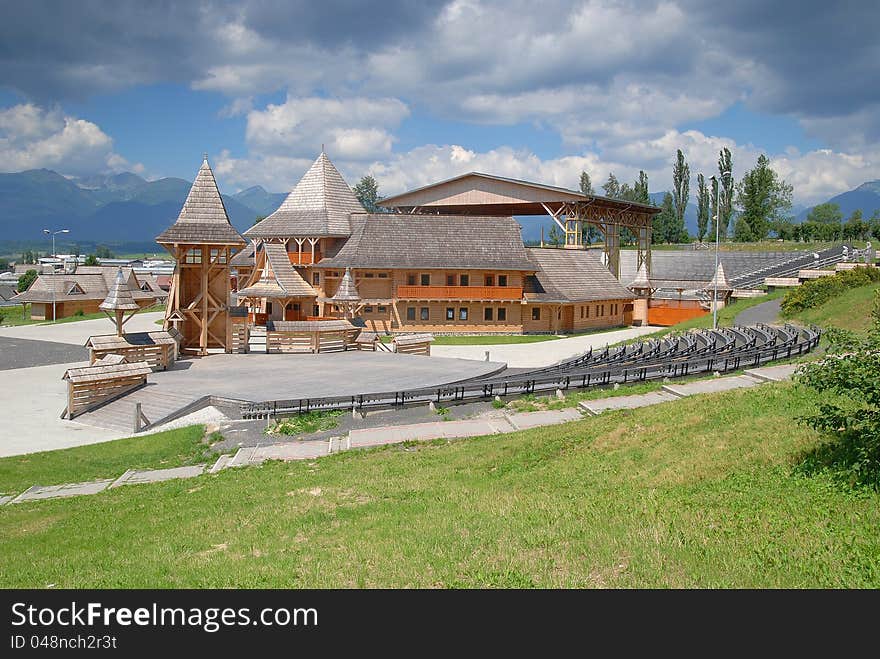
[0,336,89,371]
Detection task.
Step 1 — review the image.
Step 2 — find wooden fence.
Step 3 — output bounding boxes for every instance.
[85,331,180,370]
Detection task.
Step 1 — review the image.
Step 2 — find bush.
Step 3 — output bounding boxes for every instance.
[781,267,880,316]
[795,291,880,488]
[74,309,85,317]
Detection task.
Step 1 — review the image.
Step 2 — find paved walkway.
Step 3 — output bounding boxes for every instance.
[0,364,801,506]
[734,299,781,326]
[0,311,165,346]
[0,336,88,370]
[430,325,661,367]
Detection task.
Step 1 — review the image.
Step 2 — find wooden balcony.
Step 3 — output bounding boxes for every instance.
[396,285,523,301]
[287,252,321,265]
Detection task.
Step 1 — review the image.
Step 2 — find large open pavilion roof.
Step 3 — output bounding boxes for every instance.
[377,171,659,218]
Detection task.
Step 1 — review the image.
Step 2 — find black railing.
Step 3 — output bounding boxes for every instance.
[241,325,821,419]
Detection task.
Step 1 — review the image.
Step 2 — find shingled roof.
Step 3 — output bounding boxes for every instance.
[316,214,535,271]
[156,157,245,246]
[99,268,140,312]
[244,152,364,239]
[524,248,635,303]
[236,243,316,298]
[13,267,156,304]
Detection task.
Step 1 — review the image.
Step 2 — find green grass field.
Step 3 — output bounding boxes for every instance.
[785,282,880,334]
[1,382,878,588]
[0,426,214,494]
[0,304,165,327]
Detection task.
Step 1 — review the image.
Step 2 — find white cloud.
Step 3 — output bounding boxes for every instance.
[0,104,140,176]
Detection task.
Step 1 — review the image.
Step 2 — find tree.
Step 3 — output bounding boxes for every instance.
[95,245,114,259]
[83,254,99,266]
[354,175,381,213]
[804,202,844,242]
[547,224,564,247]
[733,154,793,241]
[795,291,880,488]
[696,173,710,242]
[633,170,650,204]
[843,209,871,241]
[602,173,621,199]
[871,209,880,241]
[718,147,734,236]
[18,269,38,293]
[652,193,678,243]
[579,171,593,195]
[672,149,690,235]
[0,257,8,271]
[253,215,266,226]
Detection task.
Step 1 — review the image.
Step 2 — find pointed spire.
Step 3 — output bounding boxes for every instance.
[331,267,360,302]
[99,267,139,312]
[156,156,245,245]
[629,261,651,291]
[244,151,364,238]
[706,262,731,291]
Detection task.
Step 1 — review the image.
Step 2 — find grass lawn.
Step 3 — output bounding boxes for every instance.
[1,382,878,588]
[0,425,216,494]
[785,282,880,334]
[0,304,165,327]
[380,325,633,346]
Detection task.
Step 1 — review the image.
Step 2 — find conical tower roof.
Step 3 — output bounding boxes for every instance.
[156,156,245,245]
[706,262,731,291]
[331,267,361,302]
[99,267,140,311]
[628,262,652,291]
[245,152,365,239]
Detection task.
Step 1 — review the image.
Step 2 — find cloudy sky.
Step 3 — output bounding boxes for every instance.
[1,0,878,205]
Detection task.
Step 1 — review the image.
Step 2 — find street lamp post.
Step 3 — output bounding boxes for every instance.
[43,228,70,322]
[709,171,731,330]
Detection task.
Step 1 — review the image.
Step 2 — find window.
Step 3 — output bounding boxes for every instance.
[333,305,340,312]
[407,274,416,286]
[312,272,320,285]
[313,305,319,316]
[585,305,590,318]
[599,305,605,317]
[420,274,430,286]
[498,275,508,287]
[460,274,469,286]
[531,307,541,321]
[459,307,469,321]
[484,307,494,321]
[420,307,430,321]
[378,306,387,313]
[378,273,388,278]
[446,307,455,321]
[140,282,151,292]
[184,248,202,264]
[406,307,416,321]
[497,307,507,321]
[209,248,227,264]
[364,306,374,313]
[266,302,273,314]
[580,306,584,319]
[365,272,375,278]
[446,274,456,286]
[484,274,494,286]
[294,303,301,311]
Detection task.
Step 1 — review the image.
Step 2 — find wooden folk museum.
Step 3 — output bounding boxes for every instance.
[158,152,660,354]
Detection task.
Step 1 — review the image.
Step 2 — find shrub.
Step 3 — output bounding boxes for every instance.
[74,309,85,317]
[266,410,344,436]
[781,267,880,315]
[795,291,880,488]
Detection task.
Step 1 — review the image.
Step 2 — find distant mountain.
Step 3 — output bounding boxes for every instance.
[0,168,284,242]
[798,180,880,221]
[232,185,286,218]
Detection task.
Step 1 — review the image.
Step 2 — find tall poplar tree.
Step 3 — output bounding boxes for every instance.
[672,149,690,231]
[718,147,734,235]
[696,173,710,242]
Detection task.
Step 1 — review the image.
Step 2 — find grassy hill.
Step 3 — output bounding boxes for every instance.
[1,381,877,588]
[786,282,880,333]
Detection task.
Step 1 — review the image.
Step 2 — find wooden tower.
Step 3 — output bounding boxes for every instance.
[156,157,245,354]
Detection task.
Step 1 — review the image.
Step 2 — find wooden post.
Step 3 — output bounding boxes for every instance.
[200,246,209,354]
[134,402,142,433]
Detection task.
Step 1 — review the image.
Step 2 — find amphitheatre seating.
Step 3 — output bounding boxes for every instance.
[62,358,152,419]
[265,320,360,354]
[798,269,836,280]
[731,289,767,299]
[392,333,434,356]
[764,277,801,289]
[85,330,180,370]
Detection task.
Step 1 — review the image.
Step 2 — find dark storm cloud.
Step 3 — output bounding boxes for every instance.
[682,0,880,118]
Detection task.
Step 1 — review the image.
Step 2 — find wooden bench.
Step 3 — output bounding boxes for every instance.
[62,359,152,419]
[354,331,379,351]
[392,333,435,356]
[764,277,801,289]
[85,331,180,370]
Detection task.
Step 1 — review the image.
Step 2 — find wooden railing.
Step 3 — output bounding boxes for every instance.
[287,252,321,265]
[396,285,522,300]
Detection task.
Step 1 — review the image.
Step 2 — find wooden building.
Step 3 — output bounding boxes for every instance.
[233,152,636,334]
[156,157,245,354]
[12,266,157,321]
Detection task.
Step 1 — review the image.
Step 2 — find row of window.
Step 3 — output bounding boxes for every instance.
[406,274,509,287]
[405,306,510,322]
[578,303,619,319]
[184,248,227,265]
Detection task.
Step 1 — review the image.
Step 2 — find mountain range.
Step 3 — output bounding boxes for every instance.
[1,168,878,245]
